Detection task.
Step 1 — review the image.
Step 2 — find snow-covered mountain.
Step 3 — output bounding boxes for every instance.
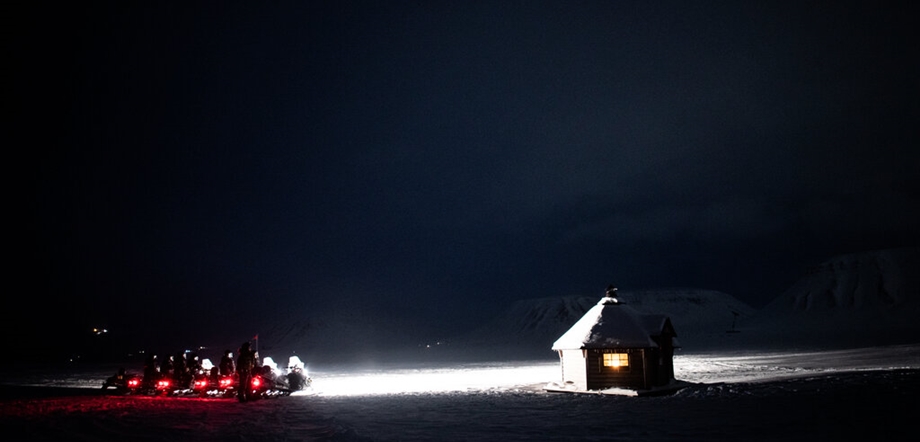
[740,247,920,349]
[439,248,919,357]
[449,289,757,359]
[255,247,919,364]
[759,247,918,315]
[254,288,758,363]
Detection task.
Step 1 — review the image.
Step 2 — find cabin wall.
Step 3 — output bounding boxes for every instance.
[651,334,676,385]
[585,349,650,390]
[660,343,675,384]
[559,350,588,390]
[559,347,675,390]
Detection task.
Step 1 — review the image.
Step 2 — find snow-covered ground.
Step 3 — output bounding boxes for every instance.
[2,344,918,441]
[3,248,916,440]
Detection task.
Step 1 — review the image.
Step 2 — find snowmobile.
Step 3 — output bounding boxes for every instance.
[167,372,196,396]
[213,373,238,398]
[191,371,213,397]
[286,366,312,392]
[151,376,176,396]
[134,370,187,396]
[101,368,143,395]
[192,368,238,398]
[249,375,285,399]
[243,365,296,399]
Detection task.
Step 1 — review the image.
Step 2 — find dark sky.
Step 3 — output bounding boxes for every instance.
[11,1,918,356]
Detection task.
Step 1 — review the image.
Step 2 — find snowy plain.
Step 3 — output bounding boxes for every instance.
[2,343,919,441]
[3,248,917,441]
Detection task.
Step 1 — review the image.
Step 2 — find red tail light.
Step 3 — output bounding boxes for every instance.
[194,379,208,389]
[251,377,261,388]
[220,377,234,388]
[127,378,140,388]
[157,379,171,390]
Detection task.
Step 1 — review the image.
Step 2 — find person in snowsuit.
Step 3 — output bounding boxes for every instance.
[219,350,235,376]
[160,354,174,380]
[187,352,202,376]
[237,341,256,402]
[208,366,221,385]
[143,353,159,388]
[206,366,221,396]
[173,351,188,390]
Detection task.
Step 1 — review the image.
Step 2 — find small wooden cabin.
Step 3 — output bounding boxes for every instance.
[551,292,679,391]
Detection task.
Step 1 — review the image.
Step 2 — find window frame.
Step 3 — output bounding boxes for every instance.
[602,352,630,371]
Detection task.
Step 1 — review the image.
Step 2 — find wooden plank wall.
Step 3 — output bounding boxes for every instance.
[585,349,648,390]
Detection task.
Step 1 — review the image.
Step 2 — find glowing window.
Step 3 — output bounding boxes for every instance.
[603,353,629,368]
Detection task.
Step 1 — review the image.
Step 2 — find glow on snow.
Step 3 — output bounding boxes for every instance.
[305,362,560,397]
[294,348,919,397]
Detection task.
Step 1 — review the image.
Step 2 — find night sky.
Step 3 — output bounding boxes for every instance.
[12,1,918,358]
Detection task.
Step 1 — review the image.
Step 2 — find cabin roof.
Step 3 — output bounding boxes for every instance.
[551,296,676,350]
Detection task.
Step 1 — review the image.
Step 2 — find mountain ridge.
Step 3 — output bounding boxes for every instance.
[259,247,919,362]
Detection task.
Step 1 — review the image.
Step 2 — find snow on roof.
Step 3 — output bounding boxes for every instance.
[551,296,670,350]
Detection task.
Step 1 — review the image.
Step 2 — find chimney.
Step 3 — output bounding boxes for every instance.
[605,284,619,303]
